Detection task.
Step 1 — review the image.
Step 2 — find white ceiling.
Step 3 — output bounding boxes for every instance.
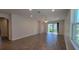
[0,9,69,21]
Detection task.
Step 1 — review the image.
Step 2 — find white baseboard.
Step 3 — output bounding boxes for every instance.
[71,40,79,50]
[11,33,38,41]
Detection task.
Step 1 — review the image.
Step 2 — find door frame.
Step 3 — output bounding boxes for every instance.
[0,17,9,40]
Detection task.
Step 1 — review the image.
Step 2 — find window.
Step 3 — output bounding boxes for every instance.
[48,23,57,34]
[72,9,79,46]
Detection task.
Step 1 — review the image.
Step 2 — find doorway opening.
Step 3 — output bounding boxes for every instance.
[0,17,9,41]
[48,23,58,34]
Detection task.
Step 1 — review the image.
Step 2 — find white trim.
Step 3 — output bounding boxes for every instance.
[71,39,79,50]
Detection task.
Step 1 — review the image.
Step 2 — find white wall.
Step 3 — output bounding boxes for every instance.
[0,13,46,40]
[11,14,38,40]
[38,21,45,33]
[58,20,64,35]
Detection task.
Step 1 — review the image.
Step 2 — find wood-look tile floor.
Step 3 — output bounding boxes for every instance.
[0,33,66,50]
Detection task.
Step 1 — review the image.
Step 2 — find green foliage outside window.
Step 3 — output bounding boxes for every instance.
[48,24,57,32]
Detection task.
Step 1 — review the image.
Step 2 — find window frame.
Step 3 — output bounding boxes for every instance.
[72,9,79,47]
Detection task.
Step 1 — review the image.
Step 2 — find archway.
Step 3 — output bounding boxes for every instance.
[0,17,9,40]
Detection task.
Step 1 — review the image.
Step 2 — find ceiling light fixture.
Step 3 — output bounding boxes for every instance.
[52,9,55,12]
[44,20,48,23]
[29,9,32,11]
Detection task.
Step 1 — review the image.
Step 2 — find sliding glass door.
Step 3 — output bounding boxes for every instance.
[48,23,57,34]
